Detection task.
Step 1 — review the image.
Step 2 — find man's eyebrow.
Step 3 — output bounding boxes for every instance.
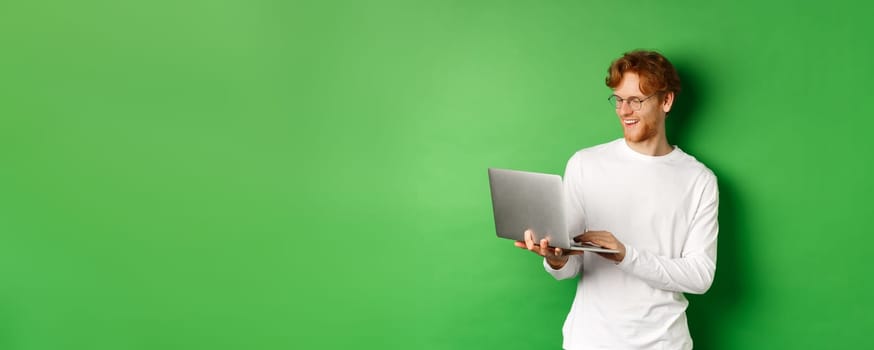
[613,94,644,99]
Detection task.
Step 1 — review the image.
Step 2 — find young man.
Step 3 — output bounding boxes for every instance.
[513,50,719,349]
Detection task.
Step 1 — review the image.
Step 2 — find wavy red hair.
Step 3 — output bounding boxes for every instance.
[606,50,681,98]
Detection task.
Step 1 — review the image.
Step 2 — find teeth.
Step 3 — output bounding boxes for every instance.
[624,120,638,124]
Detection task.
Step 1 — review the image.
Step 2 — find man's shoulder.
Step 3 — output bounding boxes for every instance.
[568,139,623,162]
[673,149,718,184]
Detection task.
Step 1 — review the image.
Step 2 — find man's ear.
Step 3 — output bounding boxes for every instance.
[662,92,675,114]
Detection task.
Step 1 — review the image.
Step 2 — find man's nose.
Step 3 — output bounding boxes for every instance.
[618,101,633,115]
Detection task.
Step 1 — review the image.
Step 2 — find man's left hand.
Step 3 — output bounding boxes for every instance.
[575,230,627,263]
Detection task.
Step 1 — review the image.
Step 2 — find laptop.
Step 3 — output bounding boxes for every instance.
[487,168,619,254]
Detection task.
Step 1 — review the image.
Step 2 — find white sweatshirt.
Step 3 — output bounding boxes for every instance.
[545,138,719,350]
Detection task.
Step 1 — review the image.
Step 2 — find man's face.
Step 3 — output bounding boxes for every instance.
[612,72,670,144]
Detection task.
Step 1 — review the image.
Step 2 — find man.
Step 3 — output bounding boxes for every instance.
[513,50,719,349]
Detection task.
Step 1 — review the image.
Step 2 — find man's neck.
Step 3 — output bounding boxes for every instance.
[625,136,673,156]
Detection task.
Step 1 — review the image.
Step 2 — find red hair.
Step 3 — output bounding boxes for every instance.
[606,50,681,97]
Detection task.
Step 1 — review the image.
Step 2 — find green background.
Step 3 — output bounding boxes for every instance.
[1,0,872,349]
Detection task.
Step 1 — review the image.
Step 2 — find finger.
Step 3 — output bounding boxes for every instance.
[514,241,526,249]
[579,238,602,246]
[539,238,549,256]
[589,231,620,248]
[579,231,608,244]
[554,247,562,257]
[588,240,612,249]
[524,230,535,250]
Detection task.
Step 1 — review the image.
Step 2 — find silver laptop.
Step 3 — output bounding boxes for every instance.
[487,168,618,253]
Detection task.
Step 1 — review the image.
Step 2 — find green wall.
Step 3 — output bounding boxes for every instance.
[2,0,872,349]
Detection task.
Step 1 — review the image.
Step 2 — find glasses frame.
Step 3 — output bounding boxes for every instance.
[607,93,659,111]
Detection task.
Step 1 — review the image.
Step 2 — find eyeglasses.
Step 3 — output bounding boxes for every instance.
[607,94,657,111]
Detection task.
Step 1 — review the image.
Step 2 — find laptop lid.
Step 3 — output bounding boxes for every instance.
[487,168,619,254]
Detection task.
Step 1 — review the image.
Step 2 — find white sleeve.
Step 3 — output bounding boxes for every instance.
[616,173,719,294]
[544,255,583,280]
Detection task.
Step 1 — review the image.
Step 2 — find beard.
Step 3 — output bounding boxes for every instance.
[623,118,660,143]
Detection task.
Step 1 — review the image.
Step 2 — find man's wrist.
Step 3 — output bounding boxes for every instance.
[546,257,568,269]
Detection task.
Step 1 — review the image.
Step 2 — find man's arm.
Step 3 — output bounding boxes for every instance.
[617,176,719,294]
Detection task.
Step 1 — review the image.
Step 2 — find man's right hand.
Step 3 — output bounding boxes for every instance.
[513,229,583,269]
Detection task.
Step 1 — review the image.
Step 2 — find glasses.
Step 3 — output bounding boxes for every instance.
[607,94,658,111]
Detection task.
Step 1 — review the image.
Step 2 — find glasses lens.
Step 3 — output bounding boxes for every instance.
[608,95,619,109]
[629,99,641,110]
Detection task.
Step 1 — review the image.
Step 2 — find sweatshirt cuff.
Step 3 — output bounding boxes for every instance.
[543,257,569,271]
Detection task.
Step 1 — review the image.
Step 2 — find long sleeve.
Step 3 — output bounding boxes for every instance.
[544,254,583,280]
[616,174,719,294]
